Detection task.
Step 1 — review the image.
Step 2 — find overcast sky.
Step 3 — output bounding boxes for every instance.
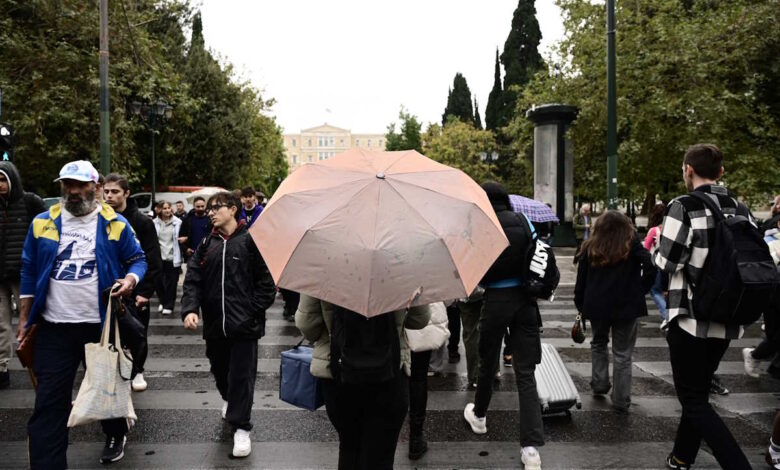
[198,1,565,134]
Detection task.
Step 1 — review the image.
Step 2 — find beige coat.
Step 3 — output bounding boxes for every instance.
[295,294,432,379]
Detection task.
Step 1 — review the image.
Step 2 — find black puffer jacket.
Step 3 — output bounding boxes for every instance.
[0,161,46,281]
[479,182,533,285]
[181,222,276,340]
[120,198,162,299]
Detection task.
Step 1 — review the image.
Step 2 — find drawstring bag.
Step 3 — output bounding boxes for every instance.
[571,313,586,344]
[68,292,136,427]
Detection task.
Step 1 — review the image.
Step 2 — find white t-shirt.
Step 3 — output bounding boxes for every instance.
[43,206,101,323]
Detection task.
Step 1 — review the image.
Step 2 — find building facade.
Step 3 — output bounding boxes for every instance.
[283,123,386,171]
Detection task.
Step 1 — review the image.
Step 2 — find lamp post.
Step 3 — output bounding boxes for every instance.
[480,150,499,175]
[130,99,173,206]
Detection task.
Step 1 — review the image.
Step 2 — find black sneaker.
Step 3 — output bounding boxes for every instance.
[709,375,729,395]
[100,435,126,464]
[0,371,9,389]
[666,452,690,469]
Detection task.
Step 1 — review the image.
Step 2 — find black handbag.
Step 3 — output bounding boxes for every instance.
[572,313,586,344]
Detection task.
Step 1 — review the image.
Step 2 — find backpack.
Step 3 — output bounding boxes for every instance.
[688,191,780,325]
[330,307,400,384]
[518,214,560,300]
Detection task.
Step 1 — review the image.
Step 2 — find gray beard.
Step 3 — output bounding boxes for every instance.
[62,194,97,216]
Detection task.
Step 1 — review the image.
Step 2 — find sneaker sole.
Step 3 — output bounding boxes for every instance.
[99,450,124,464]
[232,447,251,458]
[521,459,541,470]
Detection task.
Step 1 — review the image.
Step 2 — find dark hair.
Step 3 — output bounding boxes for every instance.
[175,200,183,205]
[97,173,105,185]
[578,211,635,267]
[480,180,510,207]
[154,200,165,208]
[684,143,723,180]
[159,201,171,209]
[207,191,241,220]
[104,173,130,192]
[647,202,666,228]
[193,196,206,203]
[240,186,256,198]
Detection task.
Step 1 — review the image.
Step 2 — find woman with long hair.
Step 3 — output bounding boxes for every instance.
[574,211,655,412]
[153,201,183,315]
[644,202,667,323]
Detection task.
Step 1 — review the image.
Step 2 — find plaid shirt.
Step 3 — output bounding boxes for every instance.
[652,184,752,339]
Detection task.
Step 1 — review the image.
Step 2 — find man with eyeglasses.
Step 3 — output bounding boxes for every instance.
[181,191,275,459]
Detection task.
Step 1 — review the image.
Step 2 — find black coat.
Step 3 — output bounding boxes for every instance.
[574,238,656,323]
[120,198,162,299]
[181,222,276,340]
[0,161,46,281]
[480,201,534,285]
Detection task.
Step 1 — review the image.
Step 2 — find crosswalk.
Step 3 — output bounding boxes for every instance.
[0,258,775,468]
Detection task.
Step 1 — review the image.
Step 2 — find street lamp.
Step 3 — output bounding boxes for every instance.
[129,99,173,206]
[480,150,499,174]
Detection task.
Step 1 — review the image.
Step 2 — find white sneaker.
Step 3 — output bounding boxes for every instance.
[521,446,542,470]
[232,429,251,457]
[158,304,163,313]
[743,348,761,378]
[463,403,486,434]
[221,401,228,420]
[161,308,172,315]
[131,373,147,392]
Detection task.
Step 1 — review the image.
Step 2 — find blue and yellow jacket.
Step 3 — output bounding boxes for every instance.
[21,202,147,326]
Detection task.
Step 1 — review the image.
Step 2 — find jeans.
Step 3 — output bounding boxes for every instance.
[458,300,482,384]
[666,321,750,468]
[0,280,20,371]
[409,350,432,434]
[27,321,128,469]
[649,271,667,320]
[590,318,638,410]
[205,337,258,432]
[156,260,181,310]
[322,373,409,470]
[474,287,544,448]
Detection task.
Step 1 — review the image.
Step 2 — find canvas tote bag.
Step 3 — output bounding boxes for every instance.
[68,295,136,427]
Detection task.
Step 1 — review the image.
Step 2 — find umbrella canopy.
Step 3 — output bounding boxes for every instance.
[509,194,559,223]
[251,148,509,317]
[186,186,225,204]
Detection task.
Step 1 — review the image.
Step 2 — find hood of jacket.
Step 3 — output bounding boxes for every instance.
[0,161,24,202]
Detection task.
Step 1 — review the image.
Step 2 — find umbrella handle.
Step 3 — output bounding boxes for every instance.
[406,287,423,310]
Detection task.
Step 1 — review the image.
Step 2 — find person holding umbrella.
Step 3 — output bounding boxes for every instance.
[464,181,546,470]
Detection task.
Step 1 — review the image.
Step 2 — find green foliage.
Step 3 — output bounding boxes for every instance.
[442,73,474,126]
[422,121,499,186]
[0,1,286,196]
[506,0,780,205]
[485,49,504,131]
[385,107,423,152]
[473,98,482,130]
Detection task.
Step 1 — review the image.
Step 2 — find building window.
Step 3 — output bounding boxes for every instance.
[308,139,312,146]
[368,139,372,147]
[292,139,296,147]
[292,155,298,164]
[329,137,334,145]
[308,155,313,162]
[340,138,344,144]
[356,139,360,146]
[379,139,383,147]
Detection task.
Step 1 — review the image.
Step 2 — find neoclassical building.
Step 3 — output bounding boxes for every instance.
[283,123,387,171]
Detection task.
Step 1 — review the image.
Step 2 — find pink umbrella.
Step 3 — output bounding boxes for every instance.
[250,148,508,317]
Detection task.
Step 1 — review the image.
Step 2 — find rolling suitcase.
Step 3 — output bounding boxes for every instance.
[535,342,581,415]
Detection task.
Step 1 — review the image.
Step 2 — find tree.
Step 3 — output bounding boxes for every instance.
[385,107,423,152]
[422,121,496,185]
[442,73,474,126]
[473,98,482,130]
[485,49,504,131]
[499,0,544,127]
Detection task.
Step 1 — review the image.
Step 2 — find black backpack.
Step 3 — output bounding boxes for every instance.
[330,307,400,384]
[688,191,780,325]
[518,214,560,300]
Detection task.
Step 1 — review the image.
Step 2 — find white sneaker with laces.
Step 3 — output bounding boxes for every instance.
[521,446,542,470]
[162,308,173,315]
[743,348,761,378]
[131,373,147,392]
[221,401,228,420]
[158,304,163,313]
[233,429,251,457]
[463,403,486,434]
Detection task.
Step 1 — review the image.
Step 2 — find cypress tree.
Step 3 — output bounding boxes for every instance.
[442,73,474,126]
[499,0,544,124]
[485,48,503,130]
[473,97,482,129]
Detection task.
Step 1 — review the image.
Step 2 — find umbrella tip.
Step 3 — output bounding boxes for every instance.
[376,172,386,180]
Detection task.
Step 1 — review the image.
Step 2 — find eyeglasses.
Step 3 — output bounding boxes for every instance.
[206,204,228,213]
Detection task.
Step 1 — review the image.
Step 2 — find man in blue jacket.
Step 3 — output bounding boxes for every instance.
[16,160,146,469]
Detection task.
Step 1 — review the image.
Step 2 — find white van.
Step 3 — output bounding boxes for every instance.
[130,192,192,215]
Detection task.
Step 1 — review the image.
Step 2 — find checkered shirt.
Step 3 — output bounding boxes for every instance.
[652,184,753,339]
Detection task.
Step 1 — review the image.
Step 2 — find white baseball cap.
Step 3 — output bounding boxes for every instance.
[54,160,100,183]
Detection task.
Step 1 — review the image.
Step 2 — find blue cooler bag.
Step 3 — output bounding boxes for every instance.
[280,343,324,411]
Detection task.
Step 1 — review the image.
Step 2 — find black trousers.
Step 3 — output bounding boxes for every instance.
[446,305,461,355]
[205,337,258,432]
[409,350,432,424]
[280,289,300,317]
[129,303,149,373]
[666,321,750,468]
[156,260,180,310]
[322,373,409,470]
[28,321,128,470]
